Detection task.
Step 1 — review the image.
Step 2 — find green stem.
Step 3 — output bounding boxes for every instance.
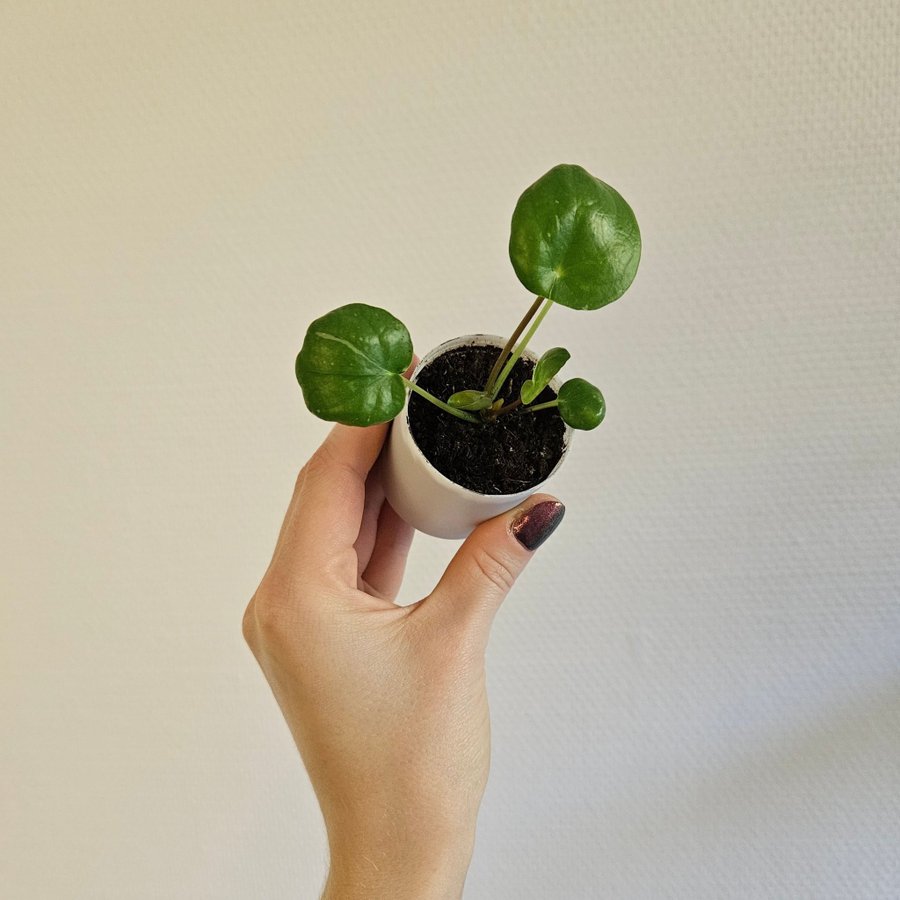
[484,295,544,394]
[521,399,559,413]
[402,377,480,423]
[489,297,553,401]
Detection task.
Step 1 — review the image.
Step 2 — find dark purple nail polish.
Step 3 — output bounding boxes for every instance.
[511,500,565,551]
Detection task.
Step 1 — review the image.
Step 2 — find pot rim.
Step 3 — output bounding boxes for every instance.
[402,333,573,499]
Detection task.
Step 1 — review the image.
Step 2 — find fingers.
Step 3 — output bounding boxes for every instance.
[360,500,414,601]
[269,354,419,596]
[277,422,390,582]
[354,353,420,598]
[353,465,387,576]
[423,494,565,645]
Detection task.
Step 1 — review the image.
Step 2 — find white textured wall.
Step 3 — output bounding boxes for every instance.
[3,2,899,897]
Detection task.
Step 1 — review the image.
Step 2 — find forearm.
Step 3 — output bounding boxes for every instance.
[322,830,475,900]
[322,865,467,900]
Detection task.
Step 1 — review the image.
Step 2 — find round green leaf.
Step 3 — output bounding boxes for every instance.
[509,163,641,310]
[520,346,570,405]
[557,377,606,430]
[295,303,413,426]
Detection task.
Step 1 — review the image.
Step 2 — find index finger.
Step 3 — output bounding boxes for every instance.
[275,422,389,583]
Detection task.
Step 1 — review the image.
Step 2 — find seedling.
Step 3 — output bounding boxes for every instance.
[296,163,641,431]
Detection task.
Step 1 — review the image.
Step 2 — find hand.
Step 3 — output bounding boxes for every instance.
[243,420,565,899]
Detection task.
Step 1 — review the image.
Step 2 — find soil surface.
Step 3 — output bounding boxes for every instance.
[408,343,566,495]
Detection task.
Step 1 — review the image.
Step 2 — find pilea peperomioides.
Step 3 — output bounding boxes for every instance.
[296,163,641,433]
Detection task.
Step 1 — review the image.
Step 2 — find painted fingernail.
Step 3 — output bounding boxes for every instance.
[511,500,566,551]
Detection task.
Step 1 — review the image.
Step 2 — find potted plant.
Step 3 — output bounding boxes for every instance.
[295,163,641,538]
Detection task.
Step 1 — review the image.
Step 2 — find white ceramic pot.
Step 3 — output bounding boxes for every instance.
[381,334,573,539]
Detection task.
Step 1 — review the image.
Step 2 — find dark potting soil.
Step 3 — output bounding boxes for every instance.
[408,343,566,495]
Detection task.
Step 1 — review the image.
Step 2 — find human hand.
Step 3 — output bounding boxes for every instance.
[243,418,565,899]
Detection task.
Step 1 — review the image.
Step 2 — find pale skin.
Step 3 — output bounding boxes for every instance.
[243,364,563,899]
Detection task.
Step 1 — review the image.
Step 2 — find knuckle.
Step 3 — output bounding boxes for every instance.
[295,445,339,491]
[302,450,328,480]
[246,587,298,643]
[471,545,517,594]
[241,598,257,648]
[304,443,360,490]
[255,601,290,637]
[305,443,338,478]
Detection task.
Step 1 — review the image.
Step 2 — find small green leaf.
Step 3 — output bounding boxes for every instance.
[295,303,413,426]
[520,346,570,405]
[448,389,494,411]
[509,163,641,311]
[557,377,606,430]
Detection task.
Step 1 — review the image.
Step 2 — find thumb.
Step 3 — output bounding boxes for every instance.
[426,495,565,639]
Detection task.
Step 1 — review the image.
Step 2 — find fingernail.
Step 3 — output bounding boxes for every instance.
[511,499,566,551]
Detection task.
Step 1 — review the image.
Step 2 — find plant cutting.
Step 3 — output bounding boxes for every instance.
[295,163,641,538]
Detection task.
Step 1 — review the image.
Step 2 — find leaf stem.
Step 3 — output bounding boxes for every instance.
[402,377,480,423]
[489,297,554,401]
[490,396,522,417]
[484,295,544,394]
[521,399,559,413]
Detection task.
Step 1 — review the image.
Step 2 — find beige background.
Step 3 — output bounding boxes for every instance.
[3,2,899,898]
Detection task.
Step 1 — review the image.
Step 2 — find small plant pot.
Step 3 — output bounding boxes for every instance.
[382,334,573,539]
